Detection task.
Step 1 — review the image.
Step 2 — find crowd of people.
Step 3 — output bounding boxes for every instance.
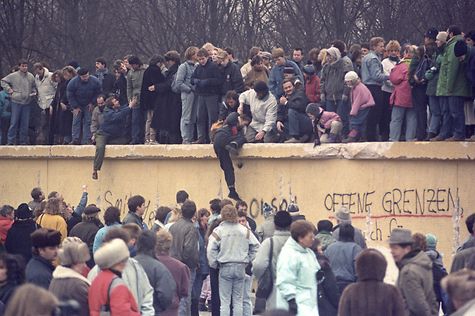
[0,187,474,315]
[1,26,475,149]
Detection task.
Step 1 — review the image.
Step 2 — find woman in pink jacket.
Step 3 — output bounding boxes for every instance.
[343,71,375,142]
[389,46,417,141]
[306,103,342,145]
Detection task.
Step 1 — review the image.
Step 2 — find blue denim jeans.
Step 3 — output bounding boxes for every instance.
[179,268,196,316]
[243,274,253,316]
[219,263,246,316]
[197,94,219,142]
[327,99,350,136]
[448,96,465,139]
[438,96,453,139]
[288,108,313,137]
[131,107,145,144]
[180,92,197,143]
[72,106,92,144]
[389,106,417,141]
[7,102,31,144]
[428,96,442,135]
[349,107,370,134]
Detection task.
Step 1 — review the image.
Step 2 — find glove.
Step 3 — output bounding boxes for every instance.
[288,298,298,315]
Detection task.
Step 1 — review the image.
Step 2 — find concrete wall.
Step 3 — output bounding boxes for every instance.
[1,142,474,268]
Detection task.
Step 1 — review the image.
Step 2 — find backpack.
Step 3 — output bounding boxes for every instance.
[431,253,448,303]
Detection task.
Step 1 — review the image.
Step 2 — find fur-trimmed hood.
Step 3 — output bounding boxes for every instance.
[52,265,90,285]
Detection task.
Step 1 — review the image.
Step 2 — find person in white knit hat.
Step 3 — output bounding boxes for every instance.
[49,237,91,316]
[89,238,140,315]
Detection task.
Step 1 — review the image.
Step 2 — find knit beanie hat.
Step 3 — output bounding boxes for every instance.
[425,233,437,250]
[94,238,130,269]
[303,64,315,75]
[326,47,341,61]
[454,40,468,58]
[436,32,448,43]
[274,211,292,229]
[31,228,62,248]
[344,71,359,82]
[425,27,439,40]
[15,203,33,220]
[58,237,90,266]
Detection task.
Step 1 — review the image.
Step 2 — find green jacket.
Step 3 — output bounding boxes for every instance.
[437,35,472,97]
[425,48,444,96]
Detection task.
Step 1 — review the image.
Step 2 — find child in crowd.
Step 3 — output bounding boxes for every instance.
[306,103,343,145]
[342,71,375,142]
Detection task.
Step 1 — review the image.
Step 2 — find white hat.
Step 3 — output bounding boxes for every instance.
[94,238,129,269]
[344,71,359,82]
[326,47,341,61]
[58,237,90,266]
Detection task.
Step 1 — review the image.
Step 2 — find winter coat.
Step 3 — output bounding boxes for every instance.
[320,59,351,102]
[140,64,165,111]
[88,258,155,316]
[113,73,128,105]
[89,269,140,316]
[286,89,309,113]
[94,69,115,96]
[36,213,67,241]
[4,219,37,262]
[437,35,472,97]
[99,104,132,139]
[207,221,259,268]
[25,255,55,289]
[51,79,73,137]
[269,59,304,98]
[324,241,362,284]
[465,46,475,97]
[389,59,413,108]
[196,224,209,276]
[90,105,105,136]
[244,68,269,90]
[49,265,91,316]
[218,101,238,121]
[157,255,190,316]
[191,58,223,96]
[255,216,275,242]
[0,282,18,307]
[397,250,438,316]
[35,68,57,110]
[0,91,11,119]
[315,254,339,316]
[252,230,290,310]
[332,226,367,249]
[0,217,13,244]
[151,63,182,136]
[135,252,176,314]
[175,61,196,94]
[92,223,121,253]
[425,49,444,96]
[319,111,341,130]
[213,114,246,148]
[239,89,277,133]
[315,231,336,251]
[66,75,102,109]
[275,236,320,316]
[305,74,321,103]
[1,70,36,105]
[349,82,375,116]
[220,62,244,95]
[451,247,475,272]
[169,218,199,270]
[69,219,103,267]
[382,58,398,93]
[127,66,146,105]
[338,251,405,316]
[361,51,387,86]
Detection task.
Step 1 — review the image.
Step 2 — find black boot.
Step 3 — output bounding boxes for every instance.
[228,186,241,201]
[225,141,239,155]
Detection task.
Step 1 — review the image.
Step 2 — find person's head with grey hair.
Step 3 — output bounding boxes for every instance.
[0,205,14,219]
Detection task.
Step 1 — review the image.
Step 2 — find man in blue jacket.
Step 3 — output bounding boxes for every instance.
[92,94,137,180]
[268,48,304,99]
[67,67,102,144]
